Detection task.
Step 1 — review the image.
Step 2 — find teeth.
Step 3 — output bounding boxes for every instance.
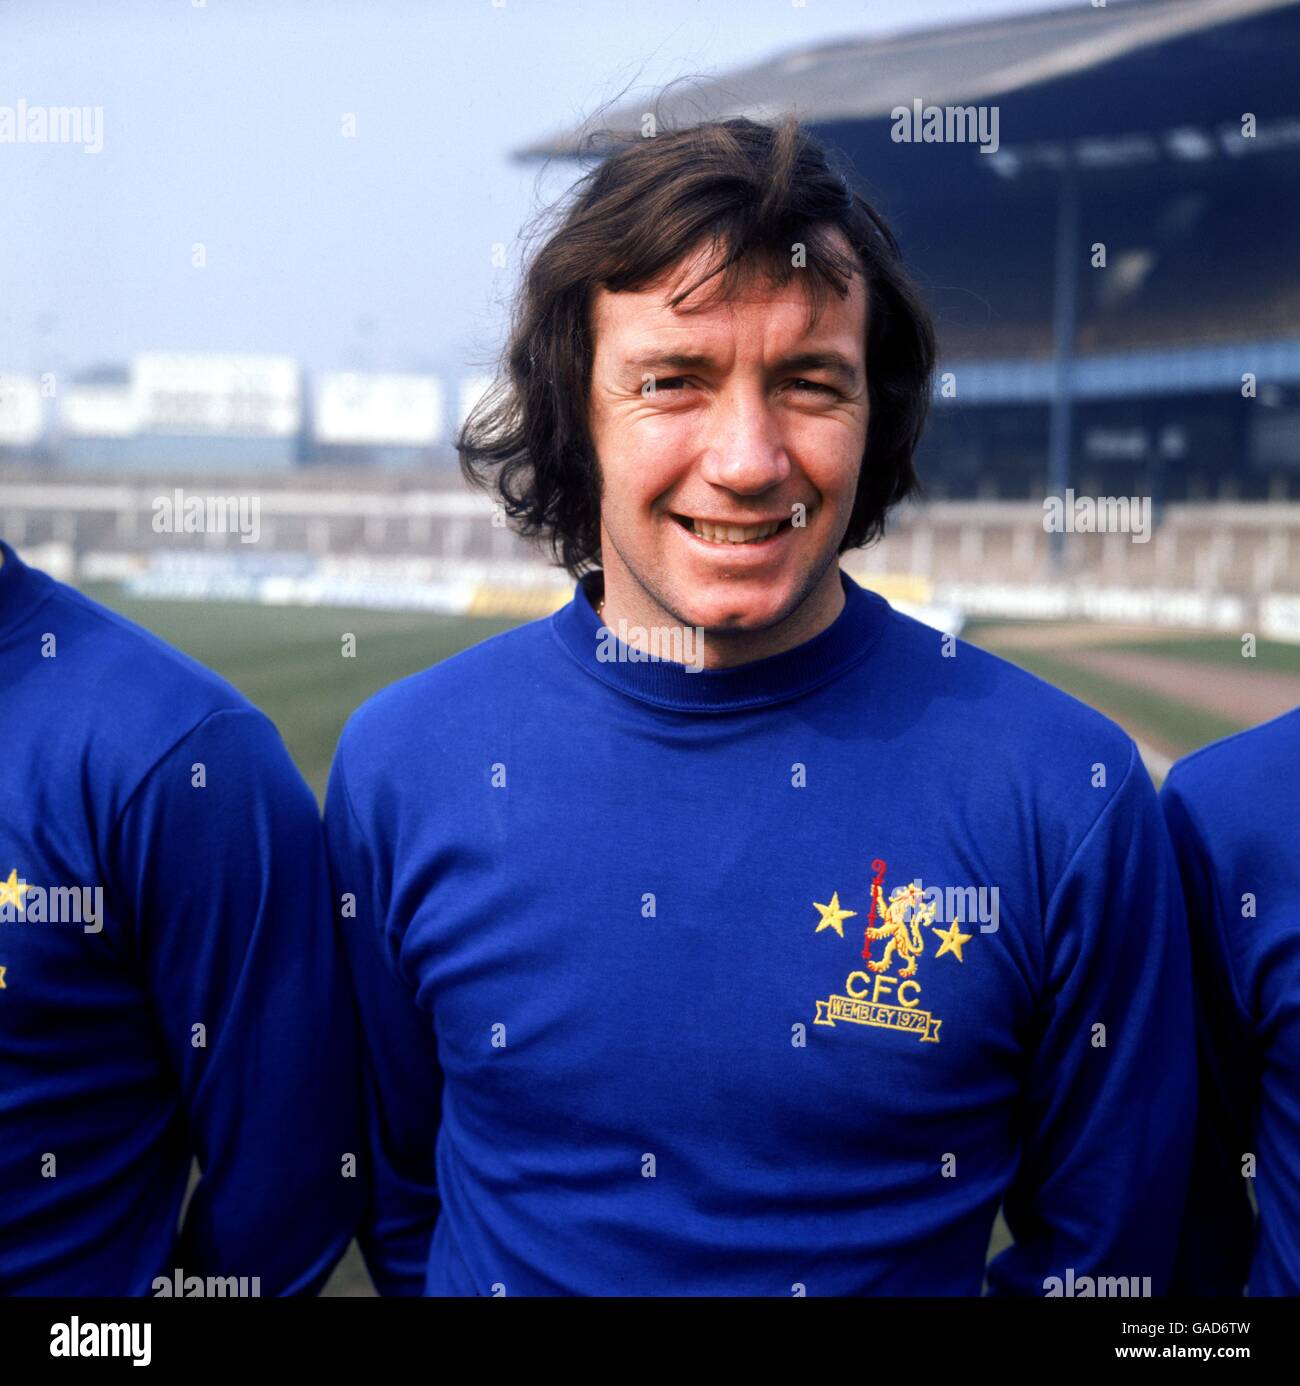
[689,518,781,544]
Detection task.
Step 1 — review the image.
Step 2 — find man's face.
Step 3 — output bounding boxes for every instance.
[587,235,870,634]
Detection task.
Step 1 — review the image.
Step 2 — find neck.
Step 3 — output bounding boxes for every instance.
[596,563,846,670]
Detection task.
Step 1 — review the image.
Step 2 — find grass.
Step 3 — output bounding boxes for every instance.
[1099,635,1300,675]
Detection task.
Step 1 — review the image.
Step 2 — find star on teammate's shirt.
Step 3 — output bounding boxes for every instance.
[0,965,6,989]
[813,891,857,937]
[932,919,972,962]
[0,868,29,914]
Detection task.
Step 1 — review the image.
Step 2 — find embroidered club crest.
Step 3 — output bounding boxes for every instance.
[812,858,972,1043]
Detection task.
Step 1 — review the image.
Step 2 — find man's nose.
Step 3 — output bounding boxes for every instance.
[696,387,791,494]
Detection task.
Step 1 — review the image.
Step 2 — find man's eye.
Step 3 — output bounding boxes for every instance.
[789,379,836,396]
[654,377,690,391]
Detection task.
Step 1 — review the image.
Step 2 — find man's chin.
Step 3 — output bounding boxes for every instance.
[667,583,805,637]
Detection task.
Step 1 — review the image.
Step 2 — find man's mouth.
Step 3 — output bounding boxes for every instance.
[671,514,794,546]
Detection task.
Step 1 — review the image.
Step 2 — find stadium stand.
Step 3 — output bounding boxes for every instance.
[2,0,1297,636]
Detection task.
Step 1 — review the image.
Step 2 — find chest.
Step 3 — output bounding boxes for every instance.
[389,759,1040,1154]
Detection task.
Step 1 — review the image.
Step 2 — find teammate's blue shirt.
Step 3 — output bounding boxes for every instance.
[326,568,1195,1296]
[1162,707,1300,1296]
[0,541,361,1295]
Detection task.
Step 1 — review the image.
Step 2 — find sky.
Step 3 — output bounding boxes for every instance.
[1,0,1078,384]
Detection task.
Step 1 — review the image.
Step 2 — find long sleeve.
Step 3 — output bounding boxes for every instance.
[112,706,363,1295]
[324,751,444,1297]
[986,743,1197,1295]
[1160,775,1258,1294]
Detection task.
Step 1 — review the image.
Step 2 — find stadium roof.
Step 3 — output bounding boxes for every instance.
[513,0,1300,160]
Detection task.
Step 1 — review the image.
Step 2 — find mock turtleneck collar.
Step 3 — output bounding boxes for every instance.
[549,567,891,713]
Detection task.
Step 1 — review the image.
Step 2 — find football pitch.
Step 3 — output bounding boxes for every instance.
[81,582,1296,798]
[75,583,1296,1294]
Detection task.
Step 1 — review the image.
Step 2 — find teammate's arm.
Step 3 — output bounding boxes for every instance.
[114,706,363,1294]
[986,742,1197,1295]
[1160,775,1256,1294]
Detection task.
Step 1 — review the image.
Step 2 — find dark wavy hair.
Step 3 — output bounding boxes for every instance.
[458,114,936,577]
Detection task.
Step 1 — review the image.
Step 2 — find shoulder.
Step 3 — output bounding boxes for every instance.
[864,602,1147,894]
[1160,707,1300,889]
[334,613,553,769]
[1163,706,1300,813]
[14,572,273,757]
[879,601,1137,773]
[29,574,252,723]
[1160,708,1300,1036]
[4,567,296,824]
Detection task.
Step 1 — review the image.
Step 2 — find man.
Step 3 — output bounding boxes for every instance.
[0,540,360,1294]
[1162,708,1300,1295]
[326,116,1194,1296]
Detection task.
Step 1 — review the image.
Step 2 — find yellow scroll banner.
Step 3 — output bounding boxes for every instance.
[813,992,942,1042]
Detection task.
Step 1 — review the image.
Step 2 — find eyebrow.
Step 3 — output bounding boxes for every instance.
[624,350,862,391]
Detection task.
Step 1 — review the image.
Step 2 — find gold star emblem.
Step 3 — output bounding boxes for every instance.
[0,869,29,914]
[932,920,972,962]
[813,891,857,938]
[0,965,6,989]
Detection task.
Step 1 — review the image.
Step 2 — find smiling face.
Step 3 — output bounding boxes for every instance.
[588,233,871,652]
